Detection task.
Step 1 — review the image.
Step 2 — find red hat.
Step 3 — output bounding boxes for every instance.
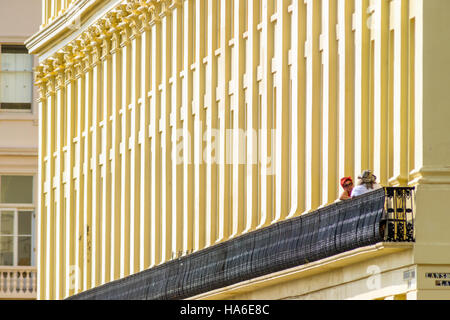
[340,177,353,187]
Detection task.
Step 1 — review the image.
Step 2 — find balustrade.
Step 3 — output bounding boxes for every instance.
[0,267,37,299]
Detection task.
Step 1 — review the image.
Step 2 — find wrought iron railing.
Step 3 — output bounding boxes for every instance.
[68,187,415,300]
[382,187,415,242]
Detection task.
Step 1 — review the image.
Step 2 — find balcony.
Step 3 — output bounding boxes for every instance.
[0,266,37,300]
[68,187,415,300]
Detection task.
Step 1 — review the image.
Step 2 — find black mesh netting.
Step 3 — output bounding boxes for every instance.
[68,187,388,300]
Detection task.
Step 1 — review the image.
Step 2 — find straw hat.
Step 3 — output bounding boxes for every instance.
[358,170,376,184]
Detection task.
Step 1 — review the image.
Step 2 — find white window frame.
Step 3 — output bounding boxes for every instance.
[0,43,34,113]
[0,174,36,267]
[0,208,36,267]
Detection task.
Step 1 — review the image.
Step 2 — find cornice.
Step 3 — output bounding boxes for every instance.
[28,0,175,87]
[25,0,109,56]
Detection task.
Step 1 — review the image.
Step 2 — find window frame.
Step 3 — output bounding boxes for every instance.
[0,174,36,267]
[0,43,34,113]
[0,208,35,267]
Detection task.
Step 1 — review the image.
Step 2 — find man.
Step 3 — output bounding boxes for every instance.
[339,177,354,200]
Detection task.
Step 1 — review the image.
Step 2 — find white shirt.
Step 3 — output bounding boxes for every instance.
[351,183,382,198]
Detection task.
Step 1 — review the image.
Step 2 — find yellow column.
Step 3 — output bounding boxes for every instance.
[99,21,113,284]
[52,53,66,299]
[304,0,322,212]
[128,6,142,273]
[182,0,195,251]
[35,67,47,300]
[193,0,207,251]
[108,13,122,279]
[136,6,152,270]
[160,5,173,262]
[353,0,370,177]
[88,29,103,288]
[372,0,390,185]
[44,61,56,299]
[137,7,151,270]
[412,0,450,270]
[389,0,409,187]
[272,0,291,222]
[73,41,85,293]
[150,9,162,265]
[216,0,232,240]
[168,1,184,257]
[243,0,260,230]
[337,0,355,183]
[229,0,246,236]
[63,48,76,298]
[257,0,275,228]
[81,35,93,290]
[408,0,417,180]
[287,0,307,218]
[119,14,132,276]
[320,0,339,206]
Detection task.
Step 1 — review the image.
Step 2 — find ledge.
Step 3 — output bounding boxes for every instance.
[189,242,414,300]
[0,147,38,157]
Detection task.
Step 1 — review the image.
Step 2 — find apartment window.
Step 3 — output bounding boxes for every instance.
[0,176,35,267]
[0,44,33,111]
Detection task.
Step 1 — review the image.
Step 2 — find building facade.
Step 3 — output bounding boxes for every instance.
[0,0,41,299]
[26,0,450,300]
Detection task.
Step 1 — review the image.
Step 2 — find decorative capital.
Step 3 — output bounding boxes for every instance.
[34,65,48,99]
[126,1,144,36]
[87,25,102,64]
[42,59,56,94]
[97,19,113,59]
[63,44,77,81]
[115,4,133,46]
[157,0,171,17]
[49,52,66,89]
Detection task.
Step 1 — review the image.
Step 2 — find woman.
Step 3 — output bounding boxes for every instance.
[339,176,354,200]
[351,170,382,198]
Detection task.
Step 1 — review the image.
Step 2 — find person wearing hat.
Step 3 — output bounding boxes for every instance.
[339,177,354,200]
[351,170,382,198]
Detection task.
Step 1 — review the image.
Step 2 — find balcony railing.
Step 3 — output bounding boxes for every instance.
[68,187,415,300]
[0,266,37,299]
[382,187,415,242]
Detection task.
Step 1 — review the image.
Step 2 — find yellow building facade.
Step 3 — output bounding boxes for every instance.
[26,0,450,300]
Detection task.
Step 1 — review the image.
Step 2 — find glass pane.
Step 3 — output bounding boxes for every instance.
[0,53,16,71]
[0,71,32,105]
[13,72,33,103]
[0,211,14,235]
[0,176,33,204]
[0,72,15,103]
[18,211,32,235]
[0,236,14,266]
[15,54,33,72]
[18,236,31,266]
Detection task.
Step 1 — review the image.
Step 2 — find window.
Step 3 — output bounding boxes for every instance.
[0,176,35,266]
[0,44,33,111]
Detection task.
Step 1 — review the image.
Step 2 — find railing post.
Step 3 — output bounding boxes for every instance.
[0,272,3,295]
